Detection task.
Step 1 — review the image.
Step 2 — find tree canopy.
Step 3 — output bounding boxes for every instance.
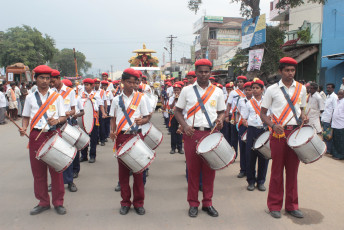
[0,25,57,69]
[50,48,92,77]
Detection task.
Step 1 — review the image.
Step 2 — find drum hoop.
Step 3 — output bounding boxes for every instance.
[253,131,270,149]
[199,147,236,171]
[142,123,153,138]
[115,135,139,157]
[35,134,58,160]
[83,98,95,134]
[287,125,315,149]
[134,151,156,174]
[195,131,214,154]
[57,148,77,173]
[74,132,86,149]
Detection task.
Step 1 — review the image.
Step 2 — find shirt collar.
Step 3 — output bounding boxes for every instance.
[120,90,135,99]
[193,80,211,89]
[278,79,296,88]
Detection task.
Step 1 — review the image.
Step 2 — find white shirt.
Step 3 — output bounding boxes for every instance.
[307,92,324,119]
[332,98,344,129]
[0,92,6,107]
[52,84,77,113]
[166,86,174,98]
[321,92,338,123]
[227,89,245,113]
[94,89,106,107]
[340,84,344,90]
[140,83,152,94]
[261,80,307,126]
[31,85,37,94]
[109,91,149,131]
[242,97,265,127]
[143,94,153,113]
[15,86,21,99]
[81,91,99,111]
[75,96,84,113]
[22,89,66,130]
[176,81,226,128]
[77,85,84,95]
[105,89,114,107]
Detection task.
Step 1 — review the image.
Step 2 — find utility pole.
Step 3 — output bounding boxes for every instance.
[167,35,177,75]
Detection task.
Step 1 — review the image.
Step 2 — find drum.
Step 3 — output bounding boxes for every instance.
[61,123,82,146]
[141,122,163,150]
[253,131,271,159]
[196,132,236,170]
[36,134,77,173]
[241,130,247,143]
[287,125,326,164]
[77,98,94,134]
[74,126,91,150]
[115,135,156,174]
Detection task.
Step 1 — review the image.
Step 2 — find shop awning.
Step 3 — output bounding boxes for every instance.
[284,45,319,63]
[322,53,344,60]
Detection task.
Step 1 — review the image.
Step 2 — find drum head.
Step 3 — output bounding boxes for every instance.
[82,98,94,134]
[288,125,314,147]
[141,123,152,137]
[253,131,270,149]
[197,133,222,153]
[36,134,58,159]
[117,135,139,157]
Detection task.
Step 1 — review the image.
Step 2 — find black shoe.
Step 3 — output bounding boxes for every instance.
[89,158,96,163]
[104,139,108,142]
[237,172,246,178]
[48,184,52,192]
[114,184,121,192]
[286,209,304,218]
[73,172,79,178]
[54,206,66,215]
[170,149,175,154]
[134,207,145,215]
[188,206,198,217]
[101,142,105,146]
[257,184,266,191]
[119,206,130,215]
[30,205,50,215]
[202,206,219,217]
[247,184,255,191]
[178,149,184,154]
[269,210,281,219]
[199,185,203,191]
[68,183,78,192]
[80,157,88,162]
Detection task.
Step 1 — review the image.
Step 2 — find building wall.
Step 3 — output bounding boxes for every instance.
[321,0,344,90]
[289,2,323,31]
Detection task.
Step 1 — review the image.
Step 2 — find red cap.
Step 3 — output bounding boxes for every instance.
[176,81,184,86]
[137,70,143,77]
[33,65,53,75]
[225,82,234,88]
[142,75,147,79]
[217,83,223,89]
[173,84,182,89]
[123,68,140,78]
[83,78,94,84]
[166,82,172,87]
[139,85,143,90]
[244,82,252,88]
[209,76,215,80]
[102,72,108,76]
[195,59,212,67]
[280,57,298,65]
[93,78,100,83]
[237,76,247,81]
[183,79,188,82]
[108,79,112,82]
[187,71,196,77]
[170,77,175,80]
[252,78,265,87]
[51,69,60,77]
[62,79,72,87]
[101,80,108,85]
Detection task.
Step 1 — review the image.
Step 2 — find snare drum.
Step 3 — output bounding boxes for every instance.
[241,130,247,143]
[253,131,271,159]
[61,123,82,146]
[141,122,163,150]
[115,135,156,174]
[287,125,326,164]
[74,126,90,150]
[196,132,236,170]
[36,134,77,173]
[77,98,94,134]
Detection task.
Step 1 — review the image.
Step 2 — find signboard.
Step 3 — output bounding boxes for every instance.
[8,72,13,81]
[247,49,264,71]
[241,14,266,49]
[204,16,223,23]
[217,29,241,46]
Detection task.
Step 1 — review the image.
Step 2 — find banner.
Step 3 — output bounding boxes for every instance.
[247,49,264,71]
[241,14,266,49]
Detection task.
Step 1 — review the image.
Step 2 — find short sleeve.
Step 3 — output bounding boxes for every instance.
[300,85,307,108]
[216,89,226,111]
[175,87,187,109]
[139,96,149,117]
[241,102,249,119]
[70,90,77,107]
[109,96,118,117]
[261,87,273,110]
[57,96,66,117]
[22,95,32,117]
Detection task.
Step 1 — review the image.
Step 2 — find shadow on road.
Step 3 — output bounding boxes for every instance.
[285,208,324,225]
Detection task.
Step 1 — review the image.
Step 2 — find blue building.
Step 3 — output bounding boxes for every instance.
[321,0,344,90]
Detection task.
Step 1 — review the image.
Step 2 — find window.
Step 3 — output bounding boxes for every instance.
[209,29,217,40]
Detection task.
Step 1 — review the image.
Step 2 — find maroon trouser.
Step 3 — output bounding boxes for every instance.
[184,130,215,207]
[267,130,300,211]
[116,133,144,207]
[29,129,65,207]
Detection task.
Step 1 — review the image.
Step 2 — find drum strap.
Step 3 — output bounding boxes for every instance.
[186,84,215,119]
[231,95,241,121]
[191,85,214,128]
[60,87,72,99]
[279,82,302,125]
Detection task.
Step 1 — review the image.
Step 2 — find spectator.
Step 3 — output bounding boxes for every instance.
[15,82,21,116]
[307,82,324,133]
[318,85,326,102]
[31,81,37,93]
[6,82,18,120]
[0,86,7,124]
[321,83,337,155]
[340,78,344,90]
[331,90,344,160]
[20,82,28,116]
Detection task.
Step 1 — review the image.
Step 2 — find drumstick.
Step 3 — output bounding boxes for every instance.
[294,109,311,139]
[6,115,29,138]
[192,112,196,128]
[210,123,218,135]
[35,112,56,141]
[123,121,137,135]
[282,116,294,128]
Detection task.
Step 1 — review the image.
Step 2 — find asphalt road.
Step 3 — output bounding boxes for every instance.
[0,113,343,230]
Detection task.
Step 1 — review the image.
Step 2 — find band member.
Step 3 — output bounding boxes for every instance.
[209,76,216,85]
[101,72,114,91]
[260,57,308,219]
[241,79,269,191]
[109,68,150,215]
[175,59,225,218]
[50,70,78,192]
[236,82,252,178]
[102,80,114,139]
[221,83,234,143]
[20,65,67,215]
[94,79,107,146]
[169,83,183,154]
[80,78,101,163]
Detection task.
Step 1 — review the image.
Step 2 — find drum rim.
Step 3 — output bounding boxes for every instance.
[82,98,95,134]
[61,123,83,146]
[196,132,222,155]
[142,122,153,137]
[253,131,270,149]
[35,133,59,160]
[287,125,315,148]
[57,147,77,173]
[115,135,140,157]
[74,134,90,150]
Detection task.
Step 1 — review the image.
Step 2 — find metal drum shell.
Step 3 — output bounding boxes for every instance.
[36,134,77,173]
[253,131,271,160]
[61,123,82,146]
[141,123,163,150]
[74,126,91,150]
[196,132,236,170]
[287,125,326,164]
[115,135,156,174]
[77,98,94,134]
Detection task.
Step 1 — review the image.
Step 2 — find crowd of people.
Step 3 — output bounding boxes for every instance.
[4,57,343,219]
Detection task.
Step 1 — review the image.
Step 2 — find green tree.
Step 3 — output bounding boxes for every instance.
[0,25,57,69]
[50,48,92,77]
